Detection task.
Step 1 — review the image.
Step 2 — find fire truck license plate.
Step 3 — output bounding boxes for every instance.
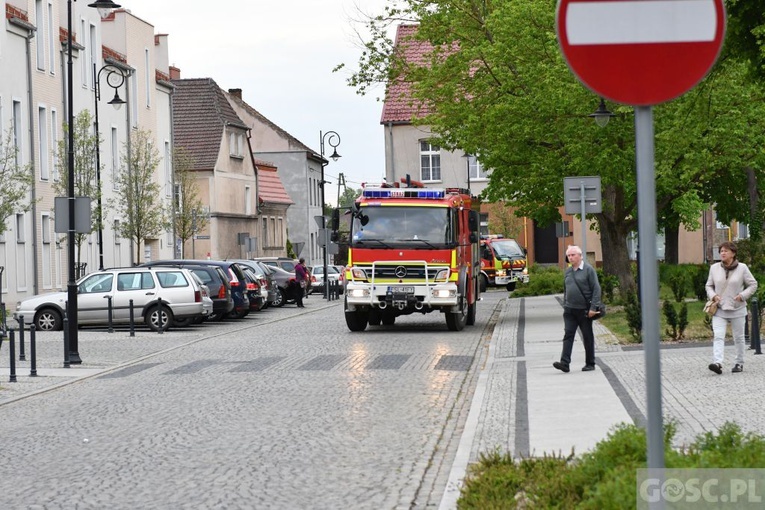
[388,286,414,294]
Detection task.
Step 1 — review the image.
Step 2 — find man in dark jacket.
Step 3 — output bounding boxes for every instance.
[553,245,602,373]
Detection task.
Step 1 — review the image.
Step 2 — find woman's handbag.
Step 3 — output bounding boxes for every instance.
[703,299,718,316]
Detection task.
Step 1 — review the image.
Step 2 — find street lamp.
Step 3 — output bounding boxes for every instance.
[589,97,615,128]
[319,130,341,300]
[93,63,127,270]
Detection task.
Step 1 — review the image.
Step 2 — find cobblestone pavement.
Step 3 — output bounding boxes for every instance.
[0,293,505,509]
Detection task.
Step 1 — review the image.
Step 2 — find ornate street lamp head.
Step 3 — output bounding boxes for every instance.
[88,0,122,20]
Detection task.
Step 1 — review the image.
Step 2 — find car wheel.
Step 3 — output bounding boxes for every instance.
[210,312,226,322]
[368,309,382,326]
[273,287,285,307]
[381,313,396,326]
[446,297,468,331]
[146,304,173,332]
[34,308,63,331]
[506,281,517,292]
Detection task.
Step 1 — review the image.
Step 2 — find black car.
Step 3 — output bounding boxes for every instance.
[142,260,250,319]
[240,266,265,312]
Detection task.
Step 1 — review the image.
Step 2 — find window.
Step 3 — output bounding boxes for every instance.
[114,219,121,244]
[12,100,22,166]
[262,217,268,248]
[164,140,171,196]
[245,186,252,215]
[42,214,51,243]
[229,131,243,157]
[36,1,45,70]
[111,126,119,187]
[420,141,441,181]
[145,48,151,108]
[48,2,55,74]
[130,74,138,128]
[51,109,59,181]
[80,19,88,86]
[16,213,25,243]
[468,155,489,180]
[39,107,49,180]
[89,23,97,89]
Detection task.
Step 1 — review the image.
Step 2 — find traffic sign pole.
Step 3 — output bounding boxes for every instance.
[635,106,664,472]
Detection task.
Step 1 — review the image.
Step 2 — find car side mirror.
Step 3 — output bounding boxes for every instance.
[469,232,478,244]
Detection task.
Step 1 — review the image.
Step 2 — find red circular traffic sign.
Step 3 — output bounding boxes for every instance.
[557,0,726,106]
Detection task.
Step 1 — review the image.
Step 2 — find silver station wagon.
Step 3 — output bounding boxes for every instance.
[14,267,211,332]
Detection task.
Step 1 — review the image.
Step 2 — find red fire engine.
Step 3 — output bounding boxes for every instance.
[333,180,481,332]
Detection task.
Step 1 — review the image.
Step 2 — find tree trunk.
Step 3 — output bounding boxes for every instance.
[664,225,679,264]
[597,213,636,297]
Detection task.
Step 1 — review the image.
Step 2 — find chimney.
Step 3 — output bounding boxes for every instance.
[169,65,181,80]
[228,88,242,100]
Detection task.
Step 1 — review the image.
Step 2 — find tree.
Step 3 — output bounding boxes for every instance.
[171,146,207,257]
[0,127,34,235]
[109,129,167,264]
[338,186,362,207]
[344,0,765,293]
[53,110,100,266]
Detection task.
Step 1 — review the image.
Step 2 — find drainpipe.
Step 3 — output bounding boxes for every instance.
[168,84,177,257]
[245,129,260,256]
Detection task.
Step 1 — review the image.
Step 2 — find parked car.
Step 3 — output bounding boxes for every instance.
[260,264,301,307]
[142,260,250,319]
[240,266,265,312]
[253,257,299,273]
[309,264,344,295]
[226,259,273,309]
[14,267,209,332]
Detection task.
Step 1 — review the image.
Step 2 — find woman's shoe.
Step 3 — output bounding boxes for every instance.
[708,363,722,374]
[732,363,743,373]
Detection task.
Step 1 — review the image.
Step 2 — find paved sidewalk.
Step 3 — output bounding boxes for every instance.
[440,293,765,509]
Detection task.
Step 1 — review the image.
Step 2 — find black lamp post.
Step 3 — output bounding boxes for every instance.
[319,130,341,299]
[93,63,126,270]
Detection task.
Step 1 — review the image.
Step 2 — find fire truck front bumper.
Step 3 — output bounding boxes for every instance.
[495,271,529,285]
[344,282,460,311]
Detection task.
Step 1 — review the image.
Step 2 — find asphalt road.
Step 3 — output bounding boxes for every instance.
[0,292,504,509]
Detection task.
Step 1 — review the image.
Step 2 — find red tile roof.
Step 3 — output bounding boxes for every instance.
[380,24,434,125]
[256,162,293,206]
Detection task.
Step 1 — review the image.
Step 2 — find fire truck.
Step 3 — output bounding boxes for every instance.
[480,235,529,292]
[332,180,481,332]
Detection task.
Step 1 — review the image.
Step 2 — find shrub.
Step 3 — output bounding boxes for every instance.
[624,291,642,342]
[691,264,708,301]
[510,265,564,297]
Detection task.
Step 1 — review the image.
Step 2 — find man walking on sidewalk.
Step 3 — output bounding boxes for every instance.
[553,245,602,373]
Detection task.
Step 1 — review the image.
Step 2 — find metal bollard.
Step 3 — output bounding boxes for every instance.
[157,297,164,335]
[18,315,25,361]
[129,299,135,337]
[107,295,114,333]
[63,308,70,368]
[8,328,16,382]
[751,298,762,354]
[30,325,37,377]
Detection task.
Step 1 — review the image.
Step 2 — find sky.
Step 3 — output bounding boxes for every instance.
[122,0,392,205]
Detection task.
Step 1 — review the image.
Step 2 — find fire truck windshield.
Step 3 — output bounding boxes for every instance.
[351,206,451,247]
[492,239,524,258]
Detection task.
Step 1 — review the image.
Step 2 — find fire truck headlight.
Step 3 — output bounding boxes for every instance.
[497,269,506,277]
[434,269,450,282]
[522,267,528,275]
[433,288,456,298]
[351,268,368,281]
[349,288,370,298]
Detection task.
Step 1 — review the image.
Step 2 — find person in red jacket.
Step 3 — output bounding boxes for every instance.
[294,258,308,308]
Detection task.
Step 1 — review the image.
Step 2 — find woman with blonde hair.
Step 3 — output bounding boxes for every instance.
[705,241,758,374]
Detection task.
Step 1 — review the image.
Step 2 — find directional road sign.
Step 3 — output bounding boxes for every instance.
[557,0,726,105]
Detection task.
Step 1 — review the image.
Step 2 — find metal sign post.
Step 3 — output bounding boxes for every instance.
[564,176,601,261]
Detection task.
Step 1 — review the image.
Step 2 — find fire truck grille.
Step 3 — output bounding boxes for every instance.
[362,264,446,282]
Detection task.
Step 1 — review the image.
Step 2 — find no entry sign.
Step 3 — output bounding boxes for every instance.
[557,0,726,106]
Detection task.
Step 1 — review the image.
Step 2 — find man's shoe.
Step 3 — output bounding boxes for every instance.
[708,363,723,374]
[553,362,570,373]
[732,363,744,373]
[582,365,596,372]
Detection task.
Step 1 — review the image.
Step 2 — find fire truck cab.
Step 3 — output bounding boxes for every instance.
[479,235,529,292]
[334,181,481,332]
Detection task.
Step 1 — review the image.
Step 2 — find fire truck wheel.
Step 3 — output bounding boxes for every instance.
[446,300,468,331]
[506,281,517,292]
[368,309,382,326]
[467,301,477,326]
[479,274,488,293]
[381,313,395,326]
[345,309,369,332]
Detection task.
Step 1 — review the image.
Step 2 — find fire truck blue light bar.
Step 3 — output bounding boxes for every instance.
[362,188,445,199]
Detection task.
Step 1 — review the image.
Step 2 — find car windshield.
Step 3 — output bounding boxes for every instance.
[79,273,114,293]
[351,205,450,247]
[492,240,524,258]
